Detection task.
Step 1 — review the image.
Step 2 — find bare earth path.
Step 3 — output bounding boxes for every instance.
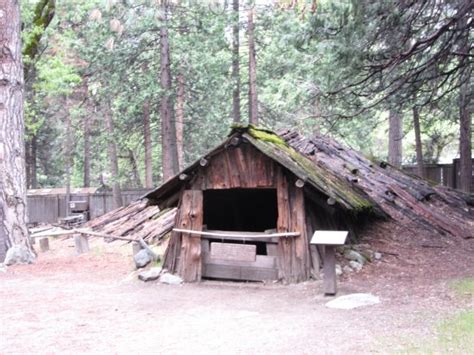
[1,234,472,354]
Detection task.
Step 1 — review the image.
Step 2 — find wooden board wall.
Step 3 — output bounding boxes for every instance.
[190,144,277,189]
[166,143,312,283]
[276,167,311,283]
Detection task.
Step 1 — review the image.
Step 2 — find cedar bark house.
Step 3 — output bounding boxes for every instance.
[88,126,473,283]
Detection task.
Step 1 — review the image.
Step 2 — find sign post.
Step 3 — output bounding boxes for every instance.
[310,231,348,296]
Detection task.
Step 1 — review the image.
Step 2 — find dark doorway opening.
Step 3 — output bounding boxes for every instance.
[203,188,278,233]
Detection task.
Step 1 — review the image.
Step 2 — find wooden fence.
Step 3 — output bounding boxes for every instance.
[27,189,150,224]
[402,158,474,191]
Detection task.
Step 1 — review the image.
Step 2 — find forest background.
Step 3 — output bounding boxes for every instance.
[21,0,472,207]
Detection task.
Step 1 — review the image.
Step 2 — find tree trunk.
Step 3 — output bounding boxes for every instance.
[413,106,425,178]
[128,149,142,188]
[104,109,123,209]
[232,0,241,123]
[25,139,31,188]
[248,6,258,125]
[0,0,34,263]
[459,73,472,193]
[64,101,73,217]
[388,109,403,168]
[26,134,38,189]
[159,7,179,182]
[458,16,472,193]
[83,115,91,187]
[143,100,153,188]
[175,72,185,170]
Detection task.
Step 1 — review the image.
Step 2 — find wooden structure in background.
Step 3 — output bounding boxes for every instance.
[149,127,381,283]
[27,188,149,224]
[402,159,474,191]
[85,126,473,284]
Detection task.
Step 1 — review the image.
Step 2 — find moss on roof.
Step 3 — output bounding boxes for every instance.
[241,126,375,212]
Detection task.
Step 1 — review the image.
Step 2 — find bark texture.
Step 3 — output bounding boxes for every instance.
[388,109,403,168]
[143,100,153,188]
[83,114,91,187]
[459,75,472,193]
[159,7,179,181]
[64,103,73,216]
[231,0,241,123]
[0,0,33,262]
[175,72,185,170]
[248,7,258,125]
[458,17,472,193]
[104,109,123,209]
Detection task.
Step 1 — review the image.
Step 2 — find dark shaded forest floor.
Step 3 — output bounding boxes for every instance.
[1,226,472,354]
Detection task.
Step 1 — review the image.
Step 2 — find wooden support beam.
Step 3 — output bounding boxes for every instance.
[172,228,300,239]
[39,238,49,252]
[74,234,89,254]
[323,245,337,295]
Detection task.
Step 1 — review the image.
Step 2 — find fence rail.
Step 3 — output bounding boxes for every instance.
[402,158,474,191]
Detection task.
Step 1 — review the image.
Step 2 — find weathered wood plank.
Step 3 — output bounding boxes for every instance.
[210,242,256,262]
[173,228,299,239]
[202,254,278,281]
[203,253,276,268]
[276,168,311,283]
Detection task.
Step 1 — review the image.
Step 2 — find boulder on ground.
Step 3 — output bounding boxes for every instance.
[133,249,152,269]
[344,249,367,265]
[349,260,363,272]
[4,245,35,266]
[138,267,162,282]
[325,293,380,309]
[159,272,183,285]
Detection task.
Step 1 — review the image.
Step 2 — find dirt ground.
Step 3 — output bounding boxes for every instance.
[1,227,473,354]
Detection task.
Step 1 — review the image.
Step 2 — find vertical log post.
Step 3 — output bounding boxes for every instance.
[39,238,49,252]
[74,234,89,254]
[310,230,348,296]
[323,245,336,295]
[176,190,203,282]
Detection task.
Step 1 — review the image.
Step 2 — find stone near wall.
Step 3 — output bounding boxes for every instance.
[4,245,35,266]
[326,293,380,309]
[134,249,152,269]
[159,272,183,285]
[344,250,367,265]
[343,265,353,274]
[138,267,162,282]
[349,260,363,272]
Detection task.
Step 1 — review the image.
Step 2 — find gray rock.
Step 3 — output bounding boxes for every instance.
[349,260,363,272]
[326,293,380,309]
[133,249,152,269]
[344,250,367,265]
[343,265,353,274]
[159,272,183,285]
[335,264,343,276]
[138,267,162,282]
[374,252,382,260]
[4,245,35,266]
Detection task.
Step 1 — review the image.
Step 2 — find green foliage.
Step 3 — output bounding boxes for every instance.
[21,1,467,189]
